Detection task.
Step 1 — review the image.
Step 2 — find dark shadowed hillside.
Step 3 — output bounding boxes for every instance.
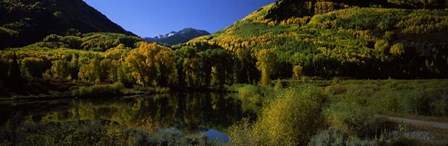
[0,0,133,49]
[266,0,447,21]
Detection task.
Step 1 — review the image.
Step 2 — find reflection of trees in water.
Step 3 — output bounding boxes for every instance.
[3,111,25,145]
[138,93,244,131]
[34,93,247,131]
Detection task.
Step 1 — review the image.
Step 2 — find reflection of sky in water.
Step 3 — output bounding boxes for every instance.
[203,129,229,143]
[159,128,229,143]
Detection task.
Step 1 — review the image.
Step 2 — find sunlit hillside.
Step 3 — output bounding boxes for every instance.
[189,0,448,79]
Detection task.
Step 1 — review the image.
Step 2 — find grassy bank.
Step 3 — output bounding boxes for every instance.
[0,120,216,146]
[323,79,448,117]
[229,79,448,145]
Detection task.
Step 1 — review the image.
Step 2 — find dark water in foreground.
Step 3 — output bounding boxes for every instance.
[0,93,252,142]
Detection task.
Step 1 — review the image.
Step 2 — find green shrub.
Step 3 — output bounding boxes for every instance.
[253,87,327,145]
[230,87,327,145]
[374,39,390,53]
[390,43,405,56]
[233,84,275,103]
[72,82,124,98]
[236,84,260,99]
[273,79,283,90]
[324,84,347,95]
[325,102,385,137]
[231,84,276,113]
[228,118,258,146]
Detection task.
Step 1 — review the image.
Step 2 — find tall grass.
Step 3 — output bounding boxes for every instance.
[325,102,385,137]
[324,79,448,117]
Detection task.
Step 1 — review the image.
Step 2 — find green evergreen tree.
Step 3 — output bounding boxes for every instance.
[8,52,22,81]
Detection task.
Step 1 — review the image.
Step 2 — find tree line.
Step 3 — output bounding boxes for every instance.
[1,38,447,90]
[0,41,262,88]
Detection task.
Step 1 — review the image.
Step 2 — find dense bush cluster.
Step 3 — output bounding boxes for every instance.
[229,87,327,145]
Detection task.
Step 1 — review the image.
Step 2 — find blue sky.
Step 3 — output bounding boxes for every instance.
[83,0,275,37]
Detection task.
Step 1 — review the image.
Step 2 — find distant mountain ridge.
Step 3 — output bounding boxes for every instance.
[0,0,133,49]
[145,28,210,46]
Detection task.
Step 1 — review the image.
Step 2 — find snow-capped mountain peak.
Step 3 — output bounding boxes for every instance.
[144,28,210,46]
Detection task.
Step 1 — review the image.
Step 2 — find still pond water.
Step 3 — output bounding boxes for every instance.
[0,93,254,143]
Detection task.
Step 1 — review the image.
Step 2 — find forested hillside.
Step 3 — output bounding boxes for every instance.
[189,0,448,79]
[0,0,133,49]
[1,0,447,94]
